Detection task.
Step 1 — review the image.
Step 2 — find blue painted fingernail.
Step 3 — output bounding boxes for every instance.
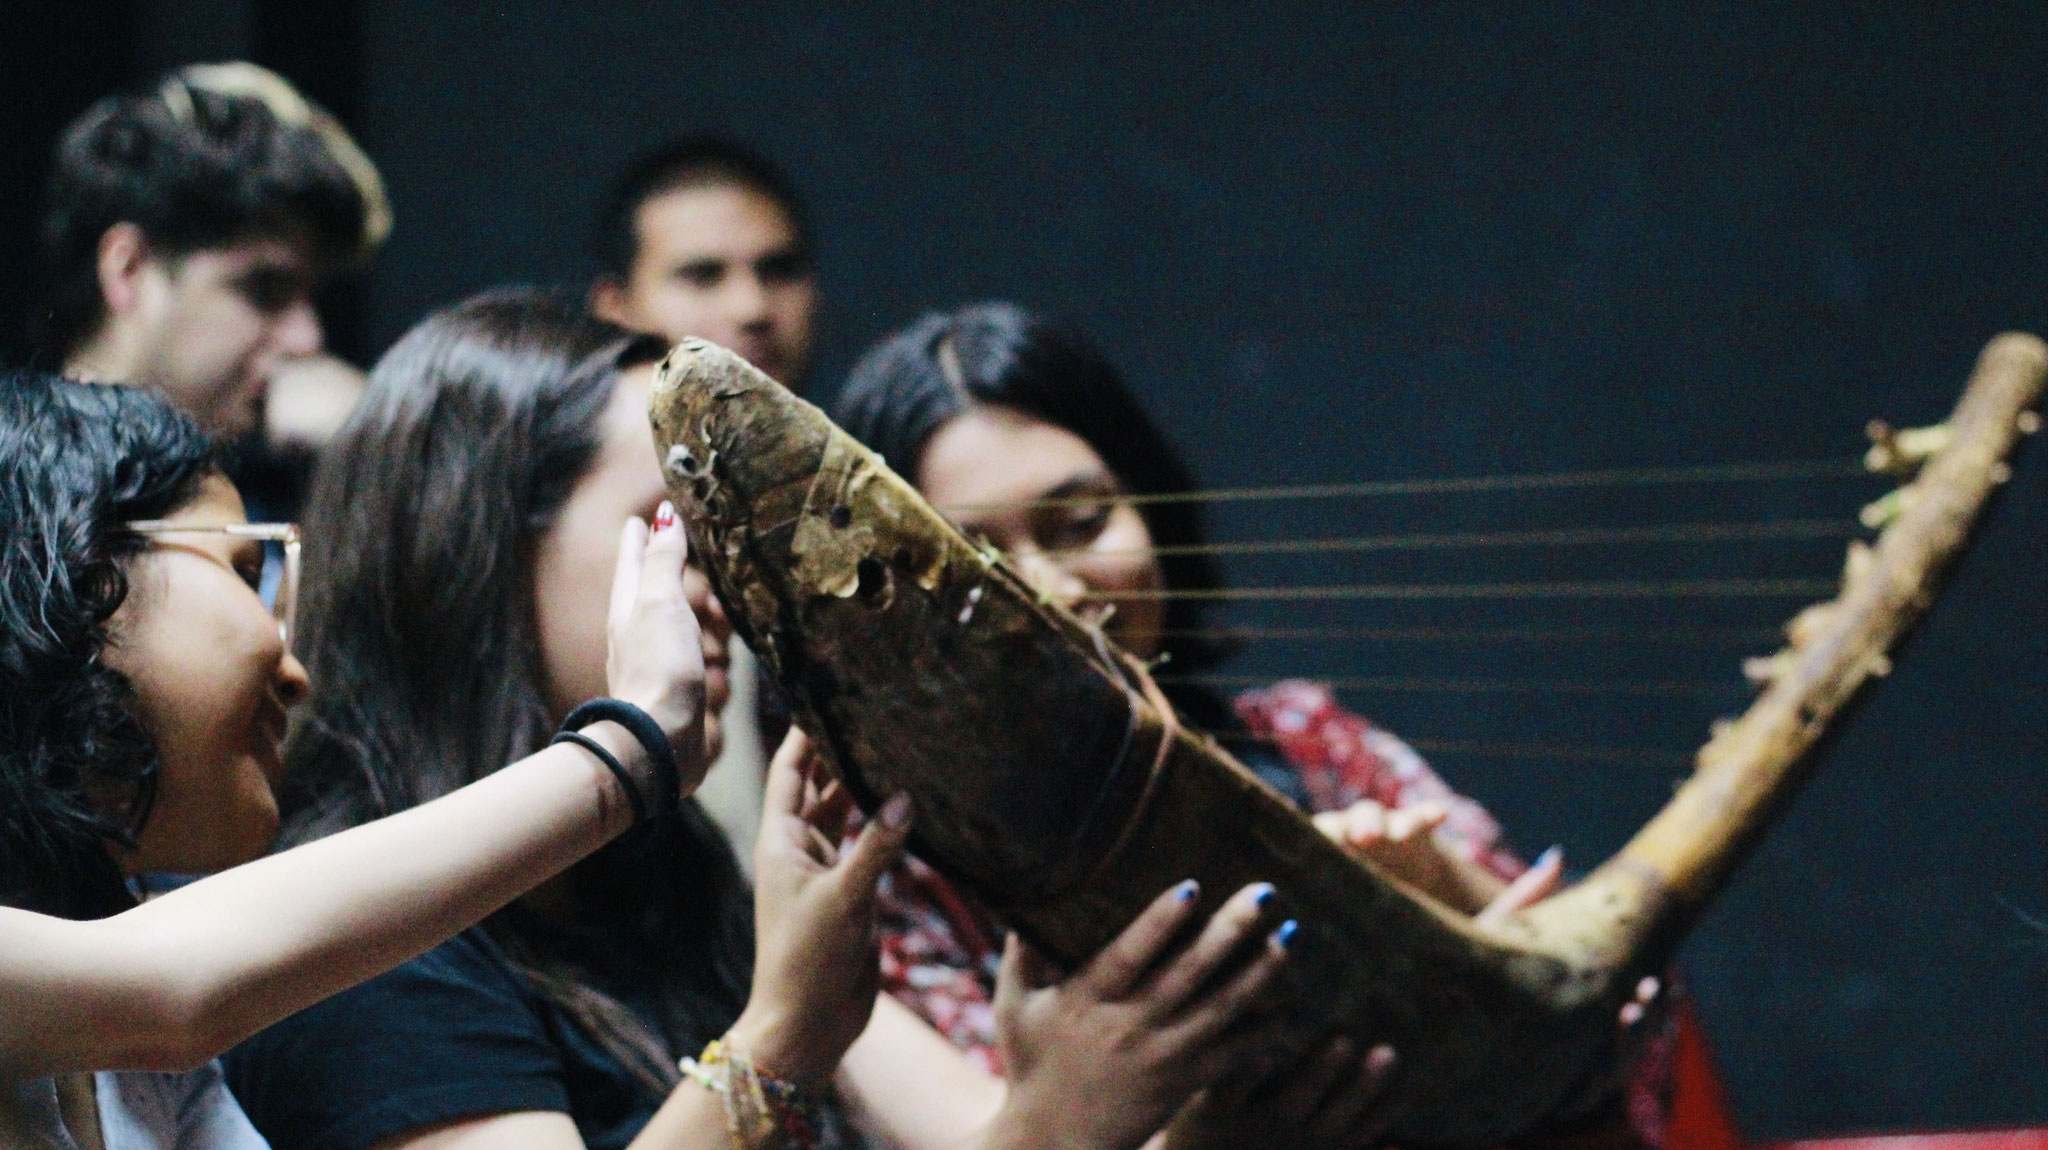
[1254,883,1276,909]
[1274,919,1300,950]
[1176,879,1199,902]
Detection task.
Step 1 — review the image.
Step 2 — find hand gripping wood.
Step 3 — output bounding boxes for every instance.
[651,333,2044,1146]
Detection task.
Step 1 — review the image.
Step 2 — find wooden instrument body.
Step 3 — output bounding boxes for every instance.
[651,334,2045,1147]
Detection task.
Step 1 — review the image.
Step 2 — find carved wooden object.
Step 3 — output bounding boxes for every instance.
[652,332,2044,1146]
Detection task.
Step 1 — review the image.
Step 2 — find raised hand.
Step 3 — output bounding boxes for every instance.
[725,729,914,1089]
[1164,1033,1398,1150]
[987,881,1292,1150]
[603,502,710,791]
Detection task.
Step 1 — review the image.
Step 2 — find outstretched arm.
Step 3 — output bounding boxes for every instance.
[0,509,707,1082]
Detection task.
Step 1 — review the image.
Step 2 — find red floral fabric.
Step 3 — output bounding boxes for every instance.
[1232,679,1528,883]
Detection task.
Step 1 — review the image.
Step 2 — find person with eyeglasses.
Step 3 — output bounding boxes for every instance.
[0,369,927,1150]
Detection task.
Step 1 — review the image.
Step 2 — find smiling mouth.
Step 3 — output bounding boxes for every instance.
[253,699,290,784]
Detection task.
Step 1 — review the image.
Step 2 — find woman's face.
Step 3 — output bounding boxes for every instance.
[104,473,311,875]
[531,362,733,754]
[918,404,1167,661]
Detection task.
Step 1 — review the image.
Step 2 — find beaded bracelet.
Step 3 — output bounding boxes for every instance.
[679,1038,823,1150]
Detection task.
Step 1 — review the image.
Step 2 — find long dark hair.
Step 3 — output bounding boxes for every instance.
[0,371,216,919]
[279,288,752,1097]
[833,301,1236,727]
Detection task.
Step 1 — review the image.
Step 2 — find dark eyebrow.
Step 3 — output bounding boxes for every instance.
[755,245,815,273]
[1037,471,1122,505]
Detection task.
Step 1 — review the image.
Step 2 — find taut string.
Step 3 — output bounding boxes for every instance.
[1084,577,1837,602]
[941,457,1868,513]
[1157,625,1786,645]
[1161,673,1743,699]
[1044,517,1859,560]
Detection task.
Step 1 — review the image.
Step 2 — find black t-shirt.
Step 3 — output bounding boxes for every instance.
[222,928,664,1150]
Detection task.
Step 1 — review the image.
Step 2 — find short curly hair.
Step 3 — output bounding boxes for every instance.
[0,371,216,918]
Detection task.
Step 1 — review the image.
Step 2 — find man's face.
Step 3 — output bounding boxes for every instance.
[125,233,325,436]
[596,182,818,390]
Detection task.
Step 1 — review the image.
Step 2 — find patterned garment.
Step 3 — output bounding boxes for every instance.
[1232,679,1529,883]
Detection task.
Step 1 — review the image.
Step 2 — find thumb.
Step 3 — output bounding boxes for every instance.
[1476,845,1564,927]
[833,792,914,899]
[638,501,693,614]
[607,516,649,640]
[997,930,1056,996]
[991,924,1048,1014]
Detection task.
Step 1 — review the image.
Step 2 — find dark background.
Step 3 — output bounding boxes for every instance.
[6,2,2045,1135]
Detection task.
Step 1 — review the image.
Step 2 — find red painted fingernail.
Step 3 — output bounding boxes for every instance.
[654,501,677,531]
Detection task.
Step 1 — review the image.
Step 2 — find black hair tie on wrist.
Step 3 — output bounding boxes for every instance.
[555,698,682,819]
[551,730,648,824]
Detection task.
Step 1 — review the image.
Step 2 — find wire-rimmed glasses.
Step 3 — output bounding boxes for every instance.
[124,521,301,652]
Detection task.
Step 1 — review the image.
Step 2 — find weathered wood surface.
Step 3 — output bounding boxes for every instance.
[652,333,2044,1146]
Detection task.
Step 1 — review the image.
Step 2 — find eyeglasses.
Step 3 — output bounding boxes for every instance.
[124,521,302,653]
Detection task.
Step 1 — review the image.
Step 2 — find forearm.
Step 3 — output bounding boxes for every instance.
[626,1078,748,1150]
[837,995,1006,1150]
[0,736,638,1078]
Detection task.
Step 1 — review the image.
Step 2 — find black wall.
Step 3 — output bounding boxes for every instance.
[9,2,2046,1134]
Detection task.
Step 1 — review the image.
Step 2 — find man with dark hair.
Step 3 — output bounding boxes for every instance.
[42,62,389,439]
[591,137,819,858]
[590,135,818,392]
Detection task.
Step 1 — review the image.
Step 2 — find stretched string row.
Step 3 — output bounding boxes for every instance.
[1162,673,1745,699]
[1046,517,1860,560]
[1157,624,1785,645]
[1211,729,1693,767]
[1084,577,1837,602]
[942,457,1870,513]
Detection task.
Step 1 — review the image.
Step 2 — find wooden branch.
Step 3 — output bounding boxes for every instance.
[651,332,2043,1146]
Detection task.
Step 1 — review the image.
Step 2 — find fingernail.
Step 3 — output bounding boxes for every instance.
[653,501,678,532]
[1534,845,1564,870]
[1366,1045,1397,1076]
[1619,1002,1646,1027]
[1254,883,1276,909]
[1176,879,1199,902]
[880,792,914,829]
[1273,919,1299,950]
